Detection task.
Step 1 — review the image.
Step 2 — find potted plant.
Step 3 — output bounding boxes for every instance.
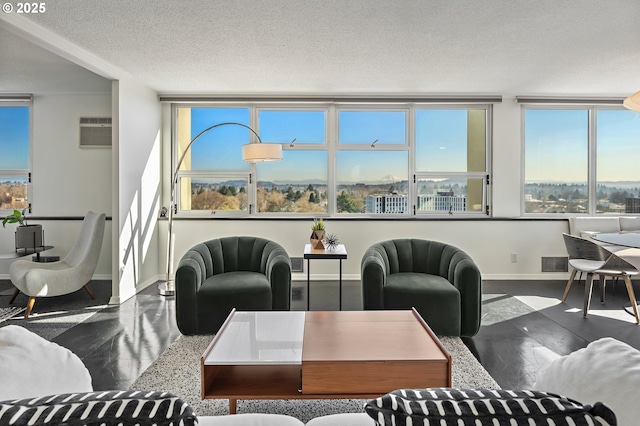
[2,208,43,250]
[310,218,326,249]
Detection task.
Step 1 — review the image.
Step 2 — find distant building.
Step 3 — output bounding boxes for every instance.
[365,192,467,213]
[418,193,466,212]
[365,193,408,214]
[626,198,640,213]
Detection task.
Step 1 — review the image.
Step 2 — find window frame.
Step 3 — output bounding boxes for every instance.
[413,105,491,217]
[520,103,639,216]
[334,105,411,217]
[0,99,32,214]
[170,100,494,219]
[172,104,254,217]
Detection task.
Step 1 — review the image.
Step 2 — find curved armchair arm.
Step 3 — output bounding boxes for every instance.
[175,247,208,335]
[449,253,482,337]
[264,242,291,311]
[361,245,388,309]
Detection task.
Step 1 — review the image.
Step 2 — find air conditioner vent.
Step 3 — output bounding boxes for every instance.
[79,117,112,148]
[80,117,112,125]
[541,257,568,272]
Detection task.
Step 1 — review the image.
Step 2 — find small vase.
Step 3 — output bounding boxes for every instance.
[310,230,325,249]
[15,224,43,250]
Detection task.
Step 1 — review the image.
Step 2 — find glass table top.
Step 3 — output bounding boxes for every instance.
[203,311,305,365]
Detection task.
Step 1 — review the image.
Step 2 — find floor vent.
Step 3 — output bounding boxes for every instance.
[291,257,304,273]
[541,257,568,272]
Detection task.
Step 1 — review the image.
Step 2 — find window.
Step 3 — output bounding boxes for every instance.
[174,106,251,215]
[337,110,409,215]
[171,100,493,218]
[0,101,31,212]
[256,110,328,214]
[415,109,489,214]
[523,106,640,215]
[596,109,640,214]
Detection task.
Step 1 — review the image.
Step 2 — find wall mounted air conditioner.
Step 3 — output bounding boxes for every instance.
[79,117,112,148]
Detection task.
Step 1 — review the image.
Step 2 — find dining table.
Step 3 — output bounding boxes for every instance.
[591,232,640,249]
[591,232,640,317]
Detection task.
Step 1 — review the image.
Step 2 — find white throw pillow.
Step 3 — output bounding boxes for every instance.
[197,413,304,426]
[533,337,640,426]
[0,325,92,401]
[619,216,640,232]
[306,413,374,426]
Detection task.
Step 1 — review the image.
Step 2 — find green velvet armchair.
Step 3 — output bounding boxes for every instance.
[361,239,482,337]
[175,236,292,335]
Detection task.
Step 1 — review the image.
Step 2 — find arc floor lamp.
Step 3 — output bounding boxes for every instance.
[624,90,640,113]
[159,122,282,296]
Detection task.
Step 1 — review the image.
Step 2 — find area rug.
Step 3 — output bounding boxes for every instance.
[0,279,112,341]
[130,335,500,423]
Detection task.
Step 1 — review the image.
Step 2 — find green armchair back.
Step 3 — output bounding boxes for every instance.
[175,236,291,335]
[361,238,481,336]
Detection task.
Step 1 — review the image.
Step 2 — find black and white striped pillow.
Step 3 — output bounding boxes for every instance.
[364,388,617,426]
[0,390,197,426]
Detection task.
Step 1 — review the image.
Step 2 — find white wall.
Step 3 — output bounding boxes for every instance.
[162,219,569,282]
[158,100,573,283]
[0,93,112,278]
[112,78,161,304]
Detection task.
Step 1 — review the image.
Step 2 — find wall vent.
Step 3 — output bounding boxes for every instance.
[291,257,304,273]
[541,257,568,272]
[79,117,112,148]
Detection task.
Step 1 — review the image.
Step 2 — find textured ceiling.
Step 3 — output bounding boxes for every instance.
[1,0,639,96]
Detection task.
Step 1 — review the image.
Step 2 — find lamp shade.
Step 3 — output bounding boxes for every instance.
[623,90,640,113]
[242,142,282,162]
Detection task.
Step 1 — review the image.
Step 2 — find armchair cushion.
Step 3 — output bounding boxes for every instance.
[385,273,461,336]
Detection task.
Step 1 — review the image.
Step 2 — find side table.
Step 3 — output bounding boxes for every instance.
[303,243,347,310]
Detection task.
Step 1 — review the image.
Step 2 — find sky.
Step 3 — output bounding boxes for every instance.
[187,107,476,183]
[525,109,640,183]
[0,106,29,170]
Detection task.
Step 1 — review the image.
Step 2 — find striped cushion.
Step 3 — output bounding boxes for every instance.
[0,390,197,426]
[364,388,617,426]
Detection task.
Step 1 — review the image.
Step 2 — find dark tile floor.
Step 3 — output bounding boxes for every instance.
[44,278,640,391]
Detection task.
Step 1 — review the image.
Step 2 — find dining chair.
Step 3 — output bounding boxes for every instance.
[561,233,640,323]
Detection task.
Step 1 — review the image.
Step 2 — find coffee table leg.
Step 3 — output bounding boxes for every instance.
[229,399,237,414]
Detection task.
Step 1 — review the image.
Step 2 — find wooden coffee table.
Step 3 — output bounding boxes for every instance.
[201,309,451,413]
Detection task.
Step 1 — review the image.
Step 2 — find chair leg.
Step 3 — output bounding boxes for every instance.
[600,277,606,304]
[583,273,595,318]
[562,269,578,302]
[83,284,96,299]
[623,276,640,324]
[24,297,36,318]
[8,288,19,304]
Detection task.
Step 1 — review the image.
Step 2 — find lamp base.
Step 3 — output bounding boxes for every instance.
[158,281,175,296]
